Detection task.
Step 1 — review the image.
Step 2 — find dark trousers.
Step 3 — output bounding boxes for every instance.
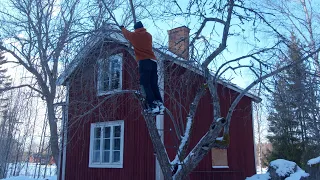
[139,59,163,106]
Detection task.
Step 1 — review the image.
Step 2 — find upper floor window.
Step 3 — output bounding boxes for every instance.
[97,54,122,95]
[89,120,124,168]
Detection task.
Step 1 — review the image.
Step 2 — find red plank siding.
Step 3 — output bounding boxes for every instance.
[64,44,256,180]
[65,46,155,180]
[163,61,256,180]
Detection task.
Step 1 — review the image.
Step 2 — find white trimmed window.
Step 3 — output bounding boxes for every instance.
[89,120,124,168]
[97,54,122,95]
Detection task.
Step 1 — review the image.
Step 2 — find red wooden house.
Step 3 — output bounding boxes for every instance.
[57,25,261,180]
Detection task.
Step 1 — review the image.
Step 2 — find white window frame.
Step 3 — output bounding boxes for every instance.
[89,120,124,168]
[97,53,123,96]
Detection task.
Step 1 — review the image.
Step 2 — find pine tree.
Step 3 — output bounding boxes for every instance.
[266,34,313,167]
[0,43,12,179]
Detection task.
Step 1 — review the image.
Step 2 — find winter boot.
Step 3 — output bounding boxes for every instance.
[147,103,160,115]
[154,100,165,114]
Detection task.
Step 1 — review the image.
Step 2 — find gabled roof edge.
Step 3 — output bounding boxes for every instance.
[154,50,262,103]
[57,30,261,103]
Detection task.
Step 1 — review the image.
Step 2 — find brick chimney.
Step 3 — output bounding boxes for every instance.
[168,26,190,60]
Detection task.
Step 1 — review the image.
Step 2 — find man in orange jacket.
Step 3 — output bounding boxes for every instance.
[120,21,164,115]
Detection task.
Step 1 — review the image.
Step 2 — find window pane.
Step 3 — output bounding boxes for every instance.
[110,57,120,90]
[114,126,121,137]
[94,128,101,138]
[102,151,110,163]
[111,71,120,89]
[114,138,120,150]
[93,151,100,163]
[103,74,109,91]
[113,151,120,162]
[104,127,110,138]
[104,139,110,150]
[94,139,100,150]
[99,60,109,92]
[99,55,121,91]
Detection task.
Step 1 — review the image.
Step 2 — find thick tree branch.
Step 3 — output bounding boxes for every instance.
[134,92,172,180]
[190,17,226,47]
[0,84,42,95]
[171,83,207,166]
[129,0,137,24]
[102,0,120,26]
[165,108,182,141]
[173,118,227,179]
[201,0,234,68]
[0,45,50,96]
[214,42,280,82]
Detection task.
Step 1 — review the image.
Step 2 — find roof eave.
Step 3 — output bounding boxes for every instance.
[56,31,130,86]
[158,56,262,103]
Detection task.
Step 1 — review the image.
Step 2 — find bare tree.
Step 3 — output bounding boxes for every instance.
[253,96,267,172]
[0,0,109,167]
[263,0,320,74]
[97,0,320,179]
[0,45,14,179]
[2,0,318,179]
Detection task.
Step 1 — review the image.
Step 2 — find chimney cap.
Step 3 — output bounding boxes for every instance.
[168,26,190,33]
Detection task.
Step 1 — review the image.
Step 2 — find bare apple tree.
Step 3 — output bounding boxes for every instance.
[102,0,320,179]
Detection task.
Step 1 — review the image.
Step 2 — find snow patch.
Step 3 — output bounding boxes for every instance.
[256,167,268,174]
[270,159,296,177]
[216,117,224,122]
[245,173,270,180]
[248,160,310,180]
[285,167,309,180]
[171,116,193,165]
[307,156,320,166]
[0,176,56,180]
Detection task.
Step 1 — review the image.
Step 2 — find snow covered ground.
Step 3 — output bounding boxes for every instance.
[0,176,57,180]
[2,158,318,180]
[0,166,269,180]
[256,166,268,174]
[0,163,57,180]
[247,159,312,180]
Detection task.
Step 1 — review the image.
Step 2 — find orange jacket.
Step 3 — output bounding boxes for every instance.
[121,27,157,61]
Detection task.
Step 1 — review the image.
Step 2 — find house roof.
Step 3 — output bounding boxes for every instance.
[57,24,261,103]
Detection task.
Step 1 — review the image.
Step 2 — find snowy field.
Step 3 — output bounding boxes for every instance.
[2,158,318,180]
[1,163,57,180]
[0,176,56,180]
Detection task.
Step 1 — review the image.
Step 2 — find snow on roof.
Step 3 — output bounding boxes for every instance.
[102,23,128,43]
[56,24,129,85]
[307,156,320,166]
[57,24,261,102]
[270,159,297,177]
[155,53,261,102]
[153,42,192,62]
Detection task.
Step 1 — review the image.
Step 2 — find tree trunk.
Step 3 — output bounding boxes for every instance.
[47,98,60,167]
